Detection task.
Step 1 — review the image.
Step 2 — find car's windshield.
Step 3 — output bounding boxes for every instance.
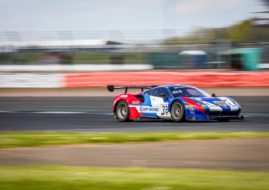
[169,86,210,97]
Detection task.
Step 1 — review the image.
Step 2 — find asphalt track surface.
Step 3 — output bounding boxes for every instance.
[0,96,268,132]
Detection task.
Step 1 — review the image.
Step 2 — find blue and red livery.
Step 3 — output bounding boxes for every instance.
[107,85,242,122]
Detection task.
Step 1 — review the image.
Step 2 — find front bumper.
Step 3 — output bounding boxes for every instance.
[206,110,240,118]
[185,109,241,121]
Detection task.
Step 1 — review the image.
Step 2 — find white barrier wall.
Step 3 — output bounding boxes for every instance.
[1,71,269,88]
[0,74,64,88]
[0,64,153,72]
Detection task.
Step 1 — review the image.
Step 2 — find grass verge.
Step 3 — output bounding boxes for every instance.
[0,131,269,148]
[0,165,268,190]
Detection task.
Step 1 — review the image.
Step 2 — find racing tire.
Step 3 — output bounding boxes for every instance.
[115,101,130,122]
[171,101,185,122]
[217,118,230,122]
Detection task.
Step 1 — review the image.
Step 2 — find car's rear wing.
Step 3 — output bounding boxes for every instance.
[107,85,156,93]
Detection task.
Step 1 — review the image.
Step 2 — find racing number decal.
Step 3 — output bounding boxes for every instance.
[149,96,170,118]
[161,105,168,115]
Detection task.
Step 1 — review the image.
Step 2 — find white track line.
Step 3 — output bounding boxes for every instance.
[0,110,113,115]
[35,111,86,114]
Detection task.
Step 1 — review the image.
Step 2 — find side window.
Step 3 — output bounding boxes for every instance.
[151,88,159,97]
[152,88,170,98]
[144,89,153,96]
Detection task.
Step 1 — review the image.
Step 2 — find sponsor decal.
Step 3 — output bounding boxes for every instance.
[202,101,222,111]
[213,101,227,106]
[172,90,183,94]
[132,101,140,104]
[185,104,194,108]
[190,116,196,121]
[142,107,159,112]
[120,94,128,98]
[219,97,239,111]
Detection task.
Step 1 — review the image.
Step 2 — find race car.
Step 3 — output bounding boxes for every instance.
[107,84,242,122]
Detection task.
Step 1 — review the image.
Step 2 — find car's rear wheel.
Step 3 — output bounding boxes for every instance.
[115,101,129,122]
[171,101,185,122]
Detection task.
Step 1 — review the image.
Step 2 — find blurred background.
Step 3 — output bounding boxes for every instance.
[1,1,269,190]
[0,0,268,71]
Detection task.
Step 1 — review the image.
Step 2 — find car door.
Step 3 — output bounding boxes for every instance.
[141,89,156,118]
[142,87,171,118]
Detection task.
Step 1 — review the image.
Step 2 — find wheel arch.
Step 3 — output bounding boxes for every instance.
[112,94,139,112]
[112,94,142,121]
[113,99,127,113]
[168,98,185,112]
[169,98,186,122]
[114,100,130,122]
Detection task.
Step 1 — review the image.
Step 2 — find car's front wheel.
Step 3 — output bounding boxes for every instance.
[171,101,185,122]
[115,101,129,122]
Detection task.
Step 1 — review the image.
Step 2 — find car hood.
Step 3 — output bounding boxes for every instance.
[189,97,240,111]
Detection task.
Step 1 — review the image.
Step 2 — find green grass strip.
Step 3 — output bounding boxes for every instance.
[0,165,268,190]
[0,131,269,148]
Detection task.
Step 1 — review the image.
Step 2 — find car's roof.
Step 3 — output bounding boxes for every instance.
[152,84,195,89]
[142,84,196,94]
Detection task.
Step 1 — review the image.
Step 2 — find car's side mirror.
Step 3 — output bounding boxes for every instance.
[211,93,216,97]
